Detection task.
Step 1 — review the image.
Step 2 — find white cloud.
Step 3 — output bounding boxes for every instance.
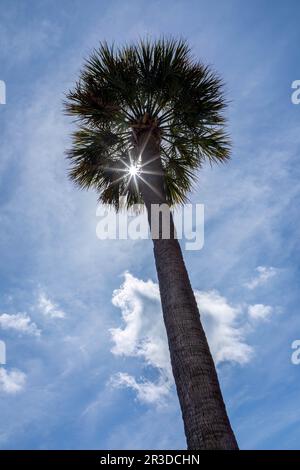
[195,290,253,365]
[38,292,65,319]
[110,272,264,405]
[0,313,41,337]
[110,273,170,372]
[110,273,173,405]
[245,266,277,290]
[110,372,171,405]
[0,368,26,394]
[248,304,273,320]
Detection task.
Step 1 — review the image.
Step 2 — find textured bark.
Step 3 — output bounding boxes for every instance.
[137,130,238,450]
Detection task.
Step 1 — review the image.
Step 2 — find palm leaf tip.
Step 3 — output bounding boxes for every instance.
[64,37,231,207]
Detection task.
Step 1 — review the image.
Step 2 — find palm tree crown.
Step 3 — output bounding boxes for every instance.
[65,38,230,209]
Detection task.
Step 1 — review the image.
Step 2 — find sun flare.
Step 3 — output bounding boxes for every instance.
[129,165,139,177]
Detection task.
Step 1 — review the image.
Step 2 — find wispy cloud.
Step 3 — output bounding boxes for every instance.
[245,266,277,290]
[248,304,273,320]
[110,372,171,405]
[0,17,61,64]
[38,292,65,319]
[0,368,26,394]
[0,313,41,337]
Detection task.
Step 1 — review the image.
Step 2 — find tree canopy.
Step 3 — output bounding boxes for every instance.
[65,38,230,208]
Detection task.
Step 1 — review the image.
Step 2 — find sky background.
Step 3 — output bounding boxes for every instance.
[0,0,300,450]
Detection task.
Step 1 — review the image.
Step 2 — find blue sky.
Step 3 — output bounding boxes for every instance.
[0,0,300,450]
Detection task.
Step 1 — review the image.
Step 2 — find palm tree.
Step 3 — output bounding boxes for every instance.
[64,38,238,450]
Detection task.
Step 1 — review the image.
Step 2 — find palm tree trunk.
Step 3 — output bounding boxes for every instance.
[137,130,238,450]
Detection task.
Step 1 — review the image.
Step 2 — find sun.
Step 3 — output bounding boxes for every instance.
[129,165,140,177]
